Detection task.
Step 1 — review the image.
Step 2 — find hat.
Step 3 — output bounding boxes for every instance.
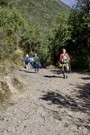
[26,54,29,58]
[35,53,37,56]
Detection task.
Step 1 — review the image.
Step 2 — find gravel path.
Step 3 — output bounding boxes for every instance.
[0,68,90,135]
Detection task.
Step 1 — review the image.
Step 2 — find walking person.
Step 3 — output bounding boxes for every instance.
[24,54,30,70]
[34,53,40,72]
[59,49,70,79]
[29,56,34,69]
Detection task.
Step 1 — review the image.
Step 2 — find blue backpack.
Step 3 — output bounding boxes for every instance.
[24,57,30,64]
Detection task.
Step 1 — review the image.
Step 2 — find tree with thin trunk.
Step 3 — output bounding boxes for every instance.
[77,0,90,14]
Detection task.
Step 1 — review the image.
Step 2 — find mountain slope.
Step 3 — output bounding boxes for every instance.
[12,0,71,32]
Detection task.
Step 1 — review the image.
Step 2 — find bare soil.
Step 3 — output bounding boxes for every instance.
[0,68,90,135]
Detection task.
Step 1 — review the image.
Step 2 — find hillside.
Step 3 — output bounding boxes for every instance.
[0,0,70,68]
[12,0,71,32]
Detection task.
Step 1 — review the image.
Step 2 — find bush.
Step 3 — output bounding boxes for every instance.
[0,7,26,61]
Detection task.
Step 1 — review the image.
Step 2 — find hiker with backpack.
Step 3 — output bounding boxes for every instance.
[24,54,30,70]
[59,49,70,79]
[29,56,34,69]
[33,53,41,72]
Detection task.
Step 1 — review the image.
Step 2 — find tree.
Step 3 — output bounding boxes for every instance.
[0,0,10,7]
[77,0,90,14]
[49,13,70,66]
[0,7,26,60]
[67,9,90,69]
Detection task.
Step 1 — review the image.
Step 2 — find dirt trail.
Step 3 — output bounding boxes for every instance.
[0,68,90,135]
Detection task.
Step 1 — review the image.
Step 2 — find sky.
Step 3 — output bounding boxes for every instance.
[60,0,77,7]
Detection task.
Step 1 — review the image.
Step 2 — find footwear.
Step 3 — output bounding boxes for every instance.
[63,74,65,79]
[66,75,68,79]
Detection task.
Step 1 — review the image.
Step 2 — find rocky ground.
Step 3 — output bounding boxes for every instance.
[0,68,90,135]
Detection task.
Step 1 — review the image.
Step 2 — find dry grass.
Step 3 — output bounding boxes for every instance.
[0,81,11,107]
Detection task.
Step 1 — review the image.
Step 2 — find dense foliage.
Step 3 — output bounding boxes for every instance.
[67,10,90,69]
[77,0,89,14]
[0,0,89,70]
[48,0,90,69]
[0,0,10,7]
[0,7,26,61]
[14,0,70,33]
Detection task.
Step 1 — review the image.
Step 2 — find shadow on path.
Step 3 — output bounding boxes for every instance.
[81,77,90,80]
[40,83,90,130]
[40,83,90,114]
[50,69,62,74]
[41,92,79,111]
[19,69,35,73]
[44,75,62,78]
[75,83,90,113]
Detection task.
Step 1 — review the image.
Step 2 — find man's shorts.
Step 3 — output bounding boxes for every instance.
[62,63,69,71]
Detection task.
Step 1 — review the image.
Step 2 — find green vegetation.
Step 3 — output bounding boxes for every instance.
[0,0,71,68]
[0,0,89,71]
[0,7,26,62]
[50,8,90,69]
[0,81,11,107]
[14,0,70,33]
[67,10,90,69]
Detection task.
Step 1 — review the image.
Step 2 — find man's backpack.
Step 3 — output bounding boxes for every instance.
[34,56,39,63]
[24,57,30,64]
[61,54,69,64]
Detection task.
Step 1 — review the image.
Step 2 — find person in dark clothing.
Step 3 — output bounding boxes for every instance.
[24,54,30,70]
[34,53,40,72]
